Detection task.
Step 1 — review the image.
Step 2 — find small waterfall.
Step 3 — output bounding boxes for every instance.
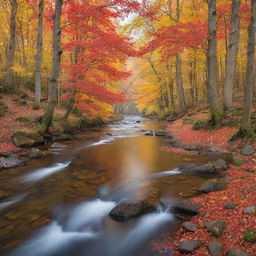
[8,221,98,256]
[0,194,27,210]
[111,212,174,256]
[22,161,71,182]
[63,199,116,232]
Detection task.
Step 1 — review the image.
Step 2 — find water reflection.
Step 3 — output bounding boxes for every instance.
[0,116,227,256]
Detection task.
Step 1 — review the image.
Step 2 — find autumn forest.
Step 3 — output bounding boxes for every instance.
[0,0,256,256]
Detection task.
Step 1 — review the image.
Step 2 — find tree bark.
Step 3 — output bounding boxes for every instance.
[175,53,186,112]
[34,0,44,109]
[223,0,241,110]
[40,0,63,133]
[175,0,186,113]
[238,0,256,137]
[207,0,222,125]
[4,0,18,91]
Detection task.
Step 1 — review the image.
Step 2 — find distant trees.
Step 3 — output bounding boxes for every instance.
[4,0,18,91]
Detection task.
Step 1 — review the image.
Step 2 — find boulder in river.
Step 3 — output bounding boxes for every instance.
[198,181,226,193]
[205,220,226,237]
[226,248,251,256]
[12,130,44,148]
[0,157,25,170]
[180,164,217,175]
[177,240,201,253]
[208,241,224,256]
[28,148,45,158]
[172,201,201,216]
[214,159,228,171]
[109,200,156,221]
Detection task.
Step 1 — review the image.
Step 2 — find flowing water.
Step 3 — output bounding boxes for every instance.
[0,116,229,256]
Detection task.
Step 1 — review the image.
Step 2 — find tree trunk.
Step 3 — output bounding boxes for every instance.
[4,0,18,91]
[235,0,256,138]
[207,0,222,125]
[34,0,44,109]
[40,0,63,133]
[175,53,186,112]
[223,0,241,110]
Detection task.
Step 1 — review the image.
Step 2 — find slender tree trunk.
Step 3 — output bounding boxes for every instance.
[34,0,44,109]
[175,0,186,113]
[235,0,256,138]
[4,0,18,91]
[223,0,241,109]
[40,0,63,133]
[207,0,222,125]
[175,53,186,112]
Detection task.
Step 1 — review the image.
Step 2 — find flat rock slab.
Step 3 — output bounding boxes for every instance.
[198,181,226,193]
[0,157,25,170]
[182,222,198,232]
[226,248,251,256]
[172,201,201,216]
[208,241,223,256]
[109,200,156,221]
[205,220,226,237]
[177,240,201,253]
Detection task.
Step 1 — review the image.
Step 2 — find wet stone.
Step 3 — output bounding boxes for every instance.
[198,181,226,193]
[182,221,198,232]
[244,206,256,215]
[177,240,201,253]
[226,248,251,256]
[205,220,226,237]
[172,201,201,216]
[241,144,255,156]
[208,241,224,256]
[224,202,236,209]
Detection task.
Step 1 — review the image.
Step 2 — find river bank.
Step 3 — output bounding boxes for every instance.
[153,116,256,256]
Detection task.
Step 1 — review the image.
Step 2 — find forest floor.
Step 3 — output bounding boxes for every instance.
[0,90,65,154]
[154,109,256,256]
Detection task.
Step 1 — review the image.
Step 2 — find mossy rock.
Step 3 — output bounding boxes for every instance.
[193,120,207,130]
[232,156,247,166]
[244,229,256,243]
[63,116,84,134]
[12,129,44,147]
[183,118,195,125]
[0,101,8,118]
[16,116,38,127]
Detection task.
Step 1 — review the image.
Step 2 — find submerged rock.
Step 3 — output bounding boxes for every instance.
[172,201,201,216]
[28,148,45,158]
[205,220,226,237]
[109,200,156,221]
[177,240,201,253]
[208,241,223,256]
[0,157,25,170]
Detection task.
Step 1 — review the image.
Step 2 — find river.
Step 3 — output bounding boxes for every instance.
[0,116,226,256]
